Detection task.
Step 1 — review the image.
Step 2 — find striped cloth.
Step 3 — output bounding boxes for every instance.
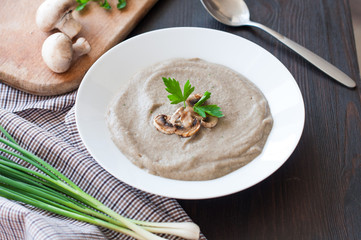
[0,83,203,240]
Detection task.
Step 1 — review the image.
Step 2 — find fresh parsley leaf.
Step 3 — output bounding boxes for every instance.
[75,2,87,11]
[99,0,111,9]
[117,0,127,9]
[193,91,224,118]
[75,0,127,11]
[194,91,211,107]
[75,0,90,10]
[194,105,224,118]
[162,77,194,107]
[183,80,195,103]
[163,77,184,104]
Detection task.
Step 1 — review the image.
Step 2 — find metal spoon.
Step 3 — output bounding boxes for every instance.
[200,0,356,88]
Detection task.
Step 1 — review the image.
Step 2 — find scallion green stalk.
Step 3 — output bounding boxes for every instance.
[0,125,200,240]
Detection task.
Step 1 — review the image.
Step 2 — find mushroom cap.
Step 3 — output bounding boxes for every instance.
[175,117,201,137]
[41,32,73,73]
[201,115,218,128]
[36,0,76,31]
[153,115,176,135]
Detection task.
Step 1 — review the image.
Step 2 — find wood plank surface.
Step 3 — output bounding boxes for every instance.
[0,0,157,95]
[128,0,361,239]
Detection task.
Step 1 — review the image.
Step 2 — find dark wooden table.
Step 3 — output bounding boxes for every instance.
[129,0,361,239]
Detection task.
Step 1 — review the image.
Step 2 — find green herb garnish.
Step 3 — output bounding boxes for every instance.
[194,91,224,118]
[162,78,224,118]
[0,125,199,240]
[117,0,127,9]
[162,77,195,108]
[99,0,111,9]
[75,0,126,11]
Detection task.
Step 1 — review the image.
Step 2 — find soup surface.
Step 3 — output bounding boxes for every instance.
[106,58,273,180]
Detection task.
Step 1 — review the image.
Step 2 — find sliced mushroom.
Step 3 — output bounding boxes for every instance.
[186,93,202,107]
[180,106,198,128]
[170,106,201,128]
[169,107,185,125]
[36,0,82,39]
[154,108,201,137]
[41,32,91,73]
[153,114,176,135]
[174,117,201,137]
[153,92,219,137]
[201,115,218,128]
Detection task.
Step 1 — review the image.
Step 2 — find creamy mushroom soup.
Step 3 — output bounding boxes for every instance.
[106,58,273,181]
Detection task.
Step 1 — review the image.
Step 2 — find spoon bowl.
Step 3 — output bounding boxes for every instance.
[200,0,356,88]
[201,0,250,26]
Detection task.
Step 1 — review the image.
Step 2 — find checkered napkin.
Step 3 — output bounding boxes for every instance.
[0,84,203,240]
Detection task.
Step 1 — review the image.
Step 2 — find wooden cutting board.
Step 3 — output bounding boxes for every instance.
[0,0,158,96]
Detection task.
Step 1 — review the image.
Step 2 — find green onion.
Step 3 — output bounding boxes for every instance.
[0,125,200,240]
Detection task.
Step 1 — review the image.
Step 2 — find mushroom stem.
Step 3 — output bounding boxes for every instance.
[56,11,82,39]
[181,107,196,128]
[169,107,184,125]
[73,37,91,58]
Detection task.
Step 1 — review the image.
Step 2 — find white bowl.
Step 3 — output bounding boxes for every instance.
[75,27,305,199]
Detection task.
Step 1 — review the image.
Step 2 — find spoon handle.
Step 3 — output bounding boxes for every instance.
[247,21,356,88]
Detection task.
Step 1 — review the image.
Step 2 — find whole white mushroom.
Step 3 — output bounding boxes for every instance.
[36,0,82,39]
[42,32,91,73]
